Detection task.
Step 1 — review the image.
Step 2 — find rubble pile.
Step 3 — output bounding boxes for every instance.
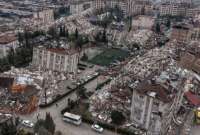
[89,84,132,123]
[125,45,176,79]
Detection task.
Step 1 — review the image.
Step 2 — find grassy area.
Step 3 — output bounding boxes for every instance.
[88,48,129,66]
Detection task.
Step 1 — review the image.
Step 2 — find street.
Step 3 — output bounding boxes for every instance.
[20,76,117,135]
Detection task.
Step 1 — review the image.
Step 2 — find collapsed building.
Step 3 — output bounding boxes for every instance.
[0,68,43,114]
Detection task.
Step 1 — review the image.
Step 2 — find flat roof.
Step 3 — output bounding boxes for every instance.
[63,112,81,120]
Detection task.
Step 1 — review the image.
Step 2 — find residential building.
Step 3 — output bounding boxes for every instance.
[93,0,153,17]
[32,46,79,73]
[70,0,93,14]
[131,76,185,135]
[0,34,18,58]
[33,9,54,25]
[160,2,200,17]
[170,23,191,43]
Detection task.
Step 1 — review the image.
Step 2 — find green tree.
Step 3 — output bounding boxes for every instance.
[55,131,62,135]
[81,53,88,61]
[76,86,87,98]
[156,23,161,33]
[38,127,52,135]
[166,18,171,28]
[34,119,46,133]
[75,28,79,39]
[45,113,55,134]
[1,120,17,135]
[48,27,57,39]
[66,29,69,38]
[102,29,107,42]
[17,32,24,46]
[111,110,125,125]
[7,47,15,65]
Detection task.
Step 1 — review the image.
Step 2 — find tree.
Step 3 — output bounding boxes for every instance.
[45,113,55,134]
[34,113,55,135]
[76,86,87,99]
[81,53,88,61]
[156,23,161,33]
[34,119,46,133]
[55,131,62,135]
[66,29,69,38]
[17,32,24,46]
[166,18,171,28]
[75,28,79,39]
[48,27,57,39]
[7,47,15,65]
[1,120,17,135]
[38,127,52,135]
[102,29,107,42]
[111,110,125,125]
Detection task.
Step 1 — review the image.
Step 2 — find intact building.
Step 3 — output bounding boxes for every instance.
[32,46,79,73]
[33,9,54,24]
[0,34,18,58]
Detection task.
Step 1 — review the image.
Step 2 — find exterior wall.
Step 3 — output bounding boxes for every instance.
[160,3,199,17]
[191,27,200,41]
[32,47,78,73]
[131,90,172,134]
[93,0,153,17]
[170,27,191,43]
[33,9,54,24]
[0,40,19,58]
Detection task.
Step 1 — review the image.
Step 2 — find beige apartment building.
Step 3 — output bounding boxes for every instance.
[32,46,79,73]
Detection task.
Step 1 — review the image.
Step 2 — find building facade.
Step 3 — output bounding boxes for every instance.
[93,0,153,17]
[160,2,200,17]
[33,9,54,25]
[0,34,18,58]
[32,46,79,73]
[170,24,191,43]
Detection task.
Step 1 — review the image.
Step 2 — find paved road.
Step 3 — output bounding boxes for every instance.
[191,125,200,135]
[20,77,117,135]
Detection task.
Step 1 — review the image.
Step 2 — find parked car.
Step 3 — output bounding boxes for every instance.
[91,124,103,133]
[22,120,34,128]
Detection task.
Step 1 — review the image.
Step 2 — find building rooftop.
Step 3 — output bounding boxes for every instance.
[0,34,17,44]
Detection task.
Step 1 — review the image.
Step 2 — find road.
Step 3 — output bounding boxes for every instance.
[191,125,200,135]
[20,77,117,135]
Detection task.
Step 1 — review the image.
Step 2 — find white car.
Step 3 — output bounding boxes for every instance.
[91,124,103,133]
[22,120,34,128]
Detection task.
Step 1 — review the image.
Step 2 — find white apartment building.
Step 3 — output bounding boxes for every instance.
[0,34,19,58]
[32,46,79,73]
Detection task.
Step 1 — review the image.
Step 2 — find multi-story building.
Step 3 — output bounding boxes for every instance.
[32,46,79,73]
[33,9,54,25]
[170,23,191,43]
[70,0,93,14]
[160,2,200,17]
[128,0,153,16]
[93,0,153,17]
[131,76,185,135]
[0,34,18,58]
[131,82,171,135]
